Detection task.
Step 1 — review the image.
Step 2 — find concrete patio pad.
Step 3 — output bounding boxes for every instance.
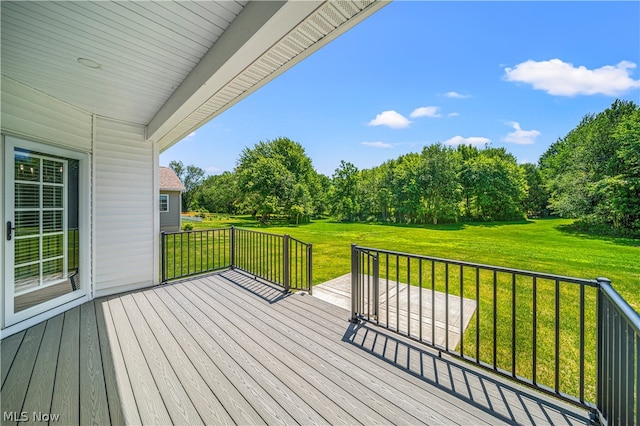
[312,274,477,350]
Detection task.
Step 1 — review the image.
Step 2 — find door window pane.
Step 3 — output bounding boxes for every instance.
[43,211,63,232]
[43,185,63,208]
[43,159,63,184]
[15,211,40,236]
[15,237,40,265]
[43,234,63,258]
[15,184,40,208]
[15,154,40,182]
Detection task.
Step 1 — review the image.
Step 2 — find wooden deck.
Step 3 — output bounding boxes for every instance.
[1,269,591,425]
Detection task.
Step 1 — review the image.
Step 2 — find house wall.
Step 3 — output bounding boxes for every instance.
[160,190,182,232]
[94,117,157,297]
[1,76,159,333]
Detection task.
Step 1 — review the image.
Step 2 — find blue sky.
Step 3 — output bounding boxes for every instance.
[160,1,640,176]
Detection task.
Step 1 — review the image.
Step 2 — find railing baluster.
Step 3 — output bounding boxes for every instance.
[533,276,537,385]
[460,264,464,356]
[512,273,516,377]
[580,282,585,402]
[386,253,389,326]
[555,279,560,393]
[396,254,400,332]
[407,257,411,335]
[445,262,449,351]
[493,270,497,370]
[476,267,480,363]
[419,259,423,342]
[431,260,435,346]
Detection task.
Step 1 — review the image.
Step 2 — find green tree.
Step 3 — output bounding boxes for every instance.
[169,160,205,212]
[520,163,550,218]
[418,144,462,224]
[540,99,639,234]
[197,172,239,214]
[235,137,317,223]
[330,161,361,221]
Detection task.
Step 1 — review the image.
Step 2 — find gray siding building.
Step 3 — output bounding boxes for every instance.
[159,167,186,232]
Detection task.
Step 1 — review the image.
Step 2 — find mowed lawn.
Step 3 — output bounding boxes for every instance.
[188,215,639,311]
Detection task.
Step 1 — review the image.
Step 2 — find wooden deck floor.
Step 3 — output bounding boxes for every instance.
[1,269,591,425]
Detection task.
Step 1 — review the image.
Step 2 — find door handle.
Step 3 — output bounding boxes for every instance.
[7,221,15,241]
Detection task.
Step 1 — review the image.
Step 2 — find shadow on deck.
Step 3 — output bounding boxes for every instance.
[1,269,591,425]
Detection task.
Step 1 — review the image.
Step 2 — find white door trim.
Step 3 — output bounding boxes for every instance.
[3,136,91,328]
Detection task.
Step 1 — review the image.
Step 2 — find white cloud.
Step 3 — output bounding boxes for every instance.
[368,110,411,129]
[444,136,491,147]
[187,132,196,138]
[362,141,393,148]
[445,91,470,99]
[448,112,460,117]
[502,122,540,145]
[410,106,441,118]
[504,59,640,96]
[205,166,221,174]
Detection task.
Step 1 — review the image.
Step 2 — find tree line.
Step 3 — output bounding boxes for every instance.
[170,99,638,236]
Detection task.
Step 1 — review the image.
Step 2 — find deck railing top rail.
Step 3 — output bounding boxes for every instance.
[356,245,600,287]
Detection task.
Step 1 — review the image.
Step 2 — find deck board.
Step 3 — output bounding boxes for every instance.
[1,321,45,423]
[1,330,24,386]
[0,269,592,425]
[21,315,63,425]
[50,307,80,425]
[79,301,111,425]
[94,298,139,425]
[107,297,173,425]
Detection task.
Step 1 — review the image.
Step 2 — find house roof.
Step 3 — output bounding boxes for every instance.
[1,1,388,151]
[159,167,186,192]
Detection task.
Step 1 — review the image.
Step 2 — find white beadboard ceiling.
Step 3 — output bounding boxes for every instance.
[1,1,387,150]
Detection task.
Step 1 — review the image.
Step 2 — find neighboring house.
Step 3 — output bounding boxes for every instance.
[0,1,387,337]
[159,167,186,232]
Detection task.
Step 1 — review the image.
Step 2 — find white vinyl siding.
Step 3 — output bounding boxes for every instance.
[0,76,92,151]
[94,117,154,295]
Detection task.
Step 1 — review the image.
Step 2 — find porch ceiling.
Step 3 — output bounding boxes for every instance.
[1,0,387,150]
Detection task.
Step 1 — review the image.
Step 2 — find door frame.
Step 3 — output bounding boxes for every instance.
[3,135,91,329]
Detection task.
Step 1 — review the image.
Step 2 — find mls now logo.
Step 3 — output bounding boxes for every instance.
[3,412,61,422]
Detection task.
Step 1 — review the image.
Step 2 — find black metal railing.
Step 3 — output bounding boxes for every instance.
[350,244,639,425]
[161,227,312,293]
[161,228,232,281]
[597,278,640,426]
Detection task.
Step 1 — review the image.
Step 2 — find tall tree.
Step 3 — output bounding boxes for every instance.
[235,137,317,222]
[169,160,205,212]
[330,160,362,221]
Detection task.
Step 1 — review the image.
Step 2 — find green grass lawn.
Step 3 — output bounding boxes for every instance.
[181,214,639,402]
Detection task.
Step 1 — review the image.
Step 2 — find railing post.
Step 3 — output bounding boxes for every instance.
[283,234,290,292]
[230,226,235,269]
[160,231,166,283]
[307,243,313,295]
[350,244,359,323]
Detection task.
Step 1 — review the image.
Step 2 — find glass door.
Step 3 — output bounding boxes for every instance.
[4,137,82,325]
